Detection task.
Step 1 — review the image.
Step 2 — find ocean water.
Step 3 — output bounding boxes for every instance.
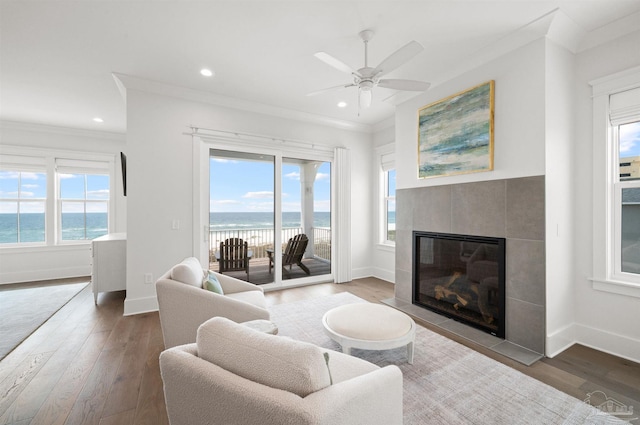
[0,213,108,243]
[210,211,331,230]
[1,211,395,243]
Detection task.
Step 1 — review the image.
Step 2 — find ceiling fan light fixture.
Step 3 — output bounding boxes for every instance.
[311,29,429,112]
[359,88,372,109]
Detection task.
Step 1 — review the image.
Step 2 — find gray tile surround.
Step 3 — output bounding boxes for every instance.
[395,176,546,360]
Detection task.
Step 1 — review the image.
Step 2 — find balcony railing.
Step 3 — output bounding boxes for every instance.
[209,227,331,263]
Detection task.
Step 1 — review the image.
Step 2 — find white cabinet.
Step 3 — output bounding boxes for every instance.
[91,233,126,304]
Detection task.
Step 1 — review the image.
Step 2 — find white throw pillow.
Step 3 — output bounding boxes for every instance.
[170,257,205,287]
[197,317,331,397]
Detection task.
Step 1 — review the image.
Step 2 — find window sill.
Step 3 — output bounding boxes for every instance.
[377,243,395,252]
[590,277,640,299]
[0,243,91,254]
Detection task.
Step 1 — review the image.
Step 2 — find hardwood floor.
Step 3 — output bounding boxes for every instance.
[0,277,638,424]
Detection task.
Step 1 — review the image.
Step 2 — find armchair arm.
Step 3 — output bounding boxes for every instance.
[156,279,269,348]
[303,365,403,425]
[212,271,264,294]
[160,345,317,425]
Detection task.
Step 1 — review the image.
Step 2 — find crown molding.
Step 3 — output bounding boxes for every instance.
[112,73,373,134]
[372,116,395,133]
[0,120,125,141]
[578,10,640,53]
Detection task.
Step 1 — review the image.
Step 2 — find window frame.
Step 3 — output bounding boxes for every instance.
[0,166,48,246]
[376,143,395,247]
[57,171,111,243]
[590,66,640,298]
[0,146,116,248]
[612,122,640,281]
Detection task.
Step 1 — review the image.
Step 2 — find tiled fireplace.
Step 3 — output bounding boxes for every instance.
[391,176,545,361]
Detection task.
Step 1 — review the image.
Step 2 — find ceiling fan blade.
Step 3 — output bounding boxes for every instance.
[377,79,430,91]
[373,41,424,76]
[307,83,356,97]
[314,52,357,75]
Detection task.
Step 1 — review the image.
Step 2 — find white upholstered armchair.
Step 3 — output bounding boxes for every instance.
[156,257,270,348]
[159,317,404,425]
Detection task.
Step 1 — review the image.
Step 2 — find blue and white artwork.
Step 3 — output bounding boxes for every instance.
[418,81,494,178]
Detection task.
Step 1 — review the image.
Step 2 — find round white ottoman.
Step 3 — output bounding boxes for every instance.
[322,303,415,364]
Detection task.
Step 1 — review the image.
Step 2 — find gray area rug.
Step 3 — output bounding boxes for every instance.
[0,281,88,360]
[270,292,629,425]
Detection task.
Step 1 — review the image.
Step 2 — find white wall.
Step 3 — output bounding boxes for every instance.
[122,88,373,314]
[0,121,126,284]
[572,30,640,363]
[370,121,396,283]
[395,39,547,192]
[544,39,577,356]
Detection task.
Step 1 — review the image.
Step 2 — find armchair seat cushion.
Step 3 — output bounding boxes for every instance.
[197,317,331,398]
[226,291,267,309]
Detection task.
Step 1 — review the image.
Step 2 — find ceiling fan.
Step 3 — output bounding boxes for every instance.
[308,29,430,109]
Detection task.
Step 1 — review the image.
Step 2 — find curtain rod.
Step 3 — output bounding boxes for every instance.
[185,126,335,151]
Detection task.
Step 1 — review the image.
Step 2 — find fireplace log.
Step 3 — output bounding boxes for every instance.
[434,285,470,307]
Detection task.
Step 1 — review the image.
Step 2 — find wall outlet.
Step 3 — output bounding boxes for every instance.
[144,273,153,284]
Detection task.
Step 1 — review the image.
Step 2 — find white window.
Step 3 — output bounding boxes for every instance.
[590,67,640,297]
[0,150,114,246]
[56,159,111,242]
[378,145,395,245]
[0,161,47,245]
[384,169,396,243]
[612,117,640,279]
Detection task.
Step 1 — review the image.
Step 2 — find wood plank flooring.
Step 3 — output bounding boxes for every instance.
[0,277,638,424]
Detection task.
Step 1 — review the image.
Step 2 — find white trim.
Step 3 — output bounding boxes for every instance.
[113,73,372,134]
[351,267,373,280]
[0,120,125,141]
[371,266,395,283]
[0,265,91,285]
[547,321,640,364]
[377,243,395,252]
[590,278,640,298]
[545,322,576,358]
[573,323,640,364]
[376,143,396,246]
[192,132,339,286]
[123,295,159,316]
[589,67,640,291]
[589,66,640,98]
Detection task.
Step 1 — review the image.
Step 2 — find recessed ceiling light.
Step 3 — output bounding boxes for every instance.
[337,101,347,108]
[200,68,214,77]
[93,117,104,123]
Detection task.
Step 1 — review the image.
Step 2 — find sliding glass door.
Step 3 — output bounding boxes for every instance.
[207,147,332,288]
[281,158,331,280]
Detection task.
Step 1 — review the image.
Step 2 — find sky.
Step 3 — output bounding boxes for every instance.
[0,171,109,213]
[620,121,640,158]
[209,157,331,213]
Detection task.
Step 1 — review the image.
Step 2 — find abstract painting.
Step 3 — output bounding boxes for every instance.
[418,81,494,178]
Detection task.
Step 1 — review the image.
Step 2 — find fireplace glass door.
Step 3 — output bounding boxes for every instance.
[413,231,506,337]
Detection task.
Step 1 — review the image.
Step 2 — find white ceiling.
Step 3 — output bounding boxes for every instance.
[2,1,640,134]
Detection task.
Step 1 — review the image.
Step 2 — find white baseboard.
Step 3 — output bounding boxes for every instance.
[371,267,395,283]
[350,267,373,280]
[123,295,158,316]
[548,322,640,363]
[0,266,91,285]
[546,323,576,358]
[574,323,640,364]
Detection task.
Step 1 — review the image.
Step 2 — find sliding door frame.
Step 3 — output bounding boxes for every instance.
[192,131,345,289]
